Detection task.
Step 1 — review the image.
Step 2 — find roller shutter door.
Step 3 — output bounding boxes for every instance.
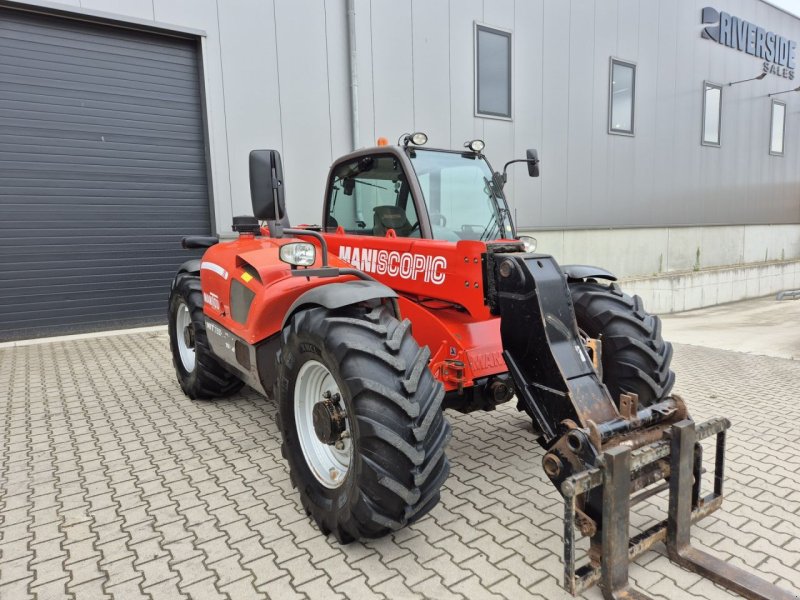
[0,7,211,341]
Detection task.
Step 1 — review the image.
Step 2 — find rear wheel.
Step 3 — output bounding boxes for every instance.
[168,274,243,399]
[276,303,451,543]
[569,280,675,408]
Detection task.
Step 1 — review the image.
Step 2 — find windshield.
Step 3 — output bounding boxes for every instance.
[409,149,513,241]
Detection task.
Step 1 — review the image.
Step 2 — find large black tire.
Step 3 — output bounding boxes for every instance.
[168,274,244,399]
[569,280,675,407]
[276,303,450,543]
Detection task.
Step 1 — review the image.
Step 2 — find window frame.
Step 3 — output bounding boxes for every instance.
[769,99,786,157]
[474,22,513,121]
[322,147,433,239]
[701,81,723,147]
[607,57,637,136]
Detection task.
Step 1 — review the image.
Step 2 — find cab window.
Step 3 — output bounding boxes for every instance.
[409,148,510,241]
[327,155,421,237]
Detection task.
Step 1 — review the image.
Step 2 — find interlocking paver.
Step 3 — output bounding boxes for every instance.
[0,577,34,600]
[413,574,466,600]
[2,333,800,599]
[258,572,307,599]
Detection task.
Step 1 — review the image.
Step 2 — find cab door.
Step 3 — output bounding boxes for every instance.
[322,148,432,239]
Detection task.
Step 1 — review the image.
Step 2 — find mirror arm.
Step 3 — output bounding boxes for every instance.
[268,223,331,268]
[267,221,284,239]
[501,158,539,184]
[271,170,284,222]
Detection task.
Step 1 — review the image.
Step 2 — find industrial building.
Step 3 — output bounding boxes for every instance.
[1,0,799,340]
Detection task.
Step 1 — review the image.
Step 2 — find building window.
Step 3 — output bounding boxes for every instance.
[608,58,636,135]
[770,100,786,156]
[702,82,722,146]
[475,24,512,119]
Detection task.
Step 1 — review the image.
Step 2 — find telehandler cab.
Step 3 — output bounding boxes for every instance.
[169,134,793,599]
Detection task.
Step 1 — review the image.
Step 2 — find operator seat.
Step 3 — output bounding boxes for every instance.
[373,205,414,237]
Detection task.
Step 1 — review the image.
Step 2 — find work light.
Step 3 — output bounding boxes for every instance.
[279,242,316,267]
[466,139,485,153]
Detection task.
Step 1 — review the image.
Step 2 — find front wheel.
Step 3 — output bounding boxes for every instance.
[276,303,451,543]
[569,280,675,407]
[168,274,243,399]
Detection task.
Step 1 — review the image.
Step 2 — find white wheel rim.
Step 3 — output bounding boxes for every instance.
[175,301,196,372]
[294,360,352,489]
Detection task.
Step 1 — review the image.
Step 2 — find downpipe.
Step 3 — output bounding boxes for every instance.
[346,0,364,223]
[346,0,359,151]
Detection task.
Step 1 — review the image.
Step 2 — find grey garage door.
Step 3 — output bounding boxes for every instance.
[0,7,211,341]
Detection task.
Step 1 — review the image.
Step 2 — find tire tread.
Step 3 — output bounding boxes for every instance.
[277,304,450,543]
[569,281,675,406]
[168,274,243,400]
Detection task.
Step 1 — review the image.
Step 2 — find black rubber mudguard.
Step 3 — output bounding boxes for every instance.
[561,264,616,282]
[282,280,398,328]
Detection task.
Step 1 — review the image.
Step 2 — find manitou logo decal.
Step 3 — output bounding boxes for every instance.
[467,350,504,372]
[203,292,220,310]
[338,246,447,284]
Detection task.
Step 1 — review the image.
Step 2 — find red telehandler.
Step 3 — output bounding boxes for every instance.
[168,134,793,599]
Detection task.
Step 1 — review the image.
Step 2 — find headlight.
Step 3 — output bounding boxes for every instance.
[279,242,316,266]
[518,235,537,252]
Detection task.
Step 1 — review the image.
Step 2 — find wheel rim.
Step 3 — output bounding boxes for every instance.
[175,301,196,372]
[294,360,352,489]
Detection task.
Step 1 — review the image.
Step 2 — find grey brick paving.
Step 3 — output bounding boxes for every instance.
[1,332,799,599]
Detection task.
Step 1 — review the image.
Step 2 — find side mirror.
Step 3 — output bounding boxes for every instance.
[249,149,288,223]
[526,149,540,177]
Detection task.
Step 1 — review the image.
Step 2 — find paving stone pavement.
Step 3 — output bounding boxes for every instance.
[1,331,799,600]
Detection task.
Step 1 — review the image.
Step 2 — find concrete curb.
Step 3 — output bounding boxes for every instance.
[0,325,167,349]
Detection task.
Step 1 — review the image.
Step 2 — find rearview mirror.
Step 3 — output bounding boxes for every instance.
[249,149,288,223]
[526,149,540,177]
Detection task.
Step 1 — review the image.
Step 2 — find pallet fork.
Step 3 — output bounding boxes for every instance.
[563,418,795,599]
[484,250,797,600]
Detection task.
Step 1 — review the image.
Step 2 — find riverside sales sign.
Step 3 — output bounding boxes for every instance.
[702,6,797,79]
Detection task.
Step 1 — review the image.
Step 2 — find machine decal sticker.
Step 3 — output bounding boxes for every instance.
[467,350,504,372]
[338,246,447,284]
[201,261,229,280]
[241,272,254,283]
[203,292,220,310]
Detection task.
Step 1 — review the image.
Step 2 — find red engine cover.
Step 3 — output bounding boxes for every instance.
[198,230,508,392]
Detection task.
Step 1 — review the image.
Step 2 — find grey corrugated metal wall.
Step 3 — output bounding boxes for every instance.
[349,0,800,231]
[6,0,796,236]
[0,6,210,341]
